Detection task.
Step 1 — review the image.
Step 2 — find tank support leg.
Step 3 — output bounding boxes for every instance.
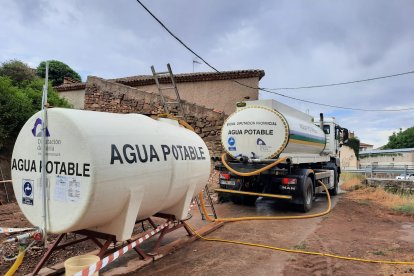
[32,215,194,274]
[147,217,158,229]
[31,234,65,276]
[97,239,114,259]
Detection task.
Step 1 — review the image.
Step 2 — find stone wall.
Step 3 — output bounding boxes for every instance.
[84,76,226,157]
[340,145,359,169]
[365,178,414,193]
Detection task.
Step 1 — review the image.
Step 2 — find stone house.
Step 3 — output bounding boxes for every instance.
[359,148,414,167]
[55,69,264,157]
[56,69,265,115]
[359,142,374,152]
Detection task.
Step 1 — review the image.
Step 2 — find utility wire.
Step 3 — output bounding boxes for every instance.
[264,70,414,90]
[135,0,414,112]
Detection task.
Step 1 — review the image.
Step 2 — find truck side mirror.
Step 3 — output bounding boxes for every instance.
[342,129,349,144]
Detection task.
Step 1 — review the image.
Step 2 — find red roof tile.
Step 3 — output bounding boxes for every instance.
[55,69,265,91]
[112,69,265,87]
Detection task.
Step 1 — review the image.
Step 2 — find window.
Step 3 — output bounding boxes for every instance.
[323,125,330,134]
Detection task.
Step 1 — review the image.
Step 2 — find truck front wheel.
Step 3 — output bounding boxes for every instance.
[328,169,339,196]
[299,177,314,212]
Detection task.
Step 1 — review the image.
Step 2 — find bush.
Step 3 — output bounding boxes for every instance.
[0,59,36,86]
[0,75,72,150]
[392,202,414,215]
[0,77,34,148]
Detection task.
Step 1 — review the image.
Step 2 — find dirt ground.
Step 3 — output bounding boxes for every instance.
[135,190,414,276]
[0,182,413,275]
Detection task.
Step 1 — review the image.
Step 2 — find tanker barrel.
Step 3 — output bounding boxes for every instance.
[221,104,327,159]
[11,108,211,241]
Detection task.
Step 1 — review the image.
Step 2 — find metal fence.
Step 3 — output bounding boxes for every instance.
[343,165,414,179]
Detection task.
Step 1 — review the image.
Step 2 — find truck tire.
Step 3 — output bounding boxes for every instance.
[299,177,314,212]
[328,169,339,196]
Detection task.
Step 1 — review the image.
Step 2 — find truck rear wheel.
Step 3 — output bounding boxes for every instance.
[299,177,314,212]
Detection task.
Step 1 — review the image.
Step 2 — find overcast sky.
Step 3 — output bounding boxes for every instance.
[1,0,413,148]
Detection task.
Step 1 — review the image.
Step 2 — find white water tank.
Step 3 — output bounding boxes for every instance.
[11,108,210,241]
[221,100,326,160]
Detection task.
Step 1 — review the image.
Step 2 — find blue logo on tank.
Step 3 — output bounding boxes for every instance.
[32,118,50,137]
[23,182,33,196]
[228,137,236,146]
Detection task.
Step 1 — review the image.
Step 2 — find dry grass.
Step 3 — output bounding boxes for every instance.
[348,187,411,209]
[340,173,414,215]
[340,178,363,191]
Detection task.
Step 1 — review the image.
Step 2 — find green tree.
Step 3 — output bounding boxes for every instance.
[22,78,72,109]
[0,59,36,86]
[37,60,81,86]
[0,77,34,149]
[383,127,414,149]
[346,137,360,160]
[0,60,72,150]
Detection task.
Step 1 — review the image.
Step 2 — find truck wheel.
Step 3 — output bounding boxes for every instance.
[299,177,314,212]
[328,169,339,196]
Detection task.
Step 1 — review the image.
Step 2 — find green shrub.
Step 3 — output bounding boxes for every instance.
[392,202,414,215]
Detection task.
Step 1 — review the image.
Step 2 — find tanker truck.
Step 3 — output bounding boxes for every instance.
[215,99,349,212]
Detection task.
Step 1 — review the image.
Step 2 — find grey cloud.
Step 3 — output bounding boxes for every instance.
[1,0,413,147]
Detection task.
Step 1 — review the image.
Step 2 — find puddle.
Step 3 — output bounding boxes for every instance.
[399,223,414,243]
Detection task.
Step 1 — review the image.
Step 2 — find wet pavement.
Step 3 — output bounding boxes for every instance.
[103,191,341,275]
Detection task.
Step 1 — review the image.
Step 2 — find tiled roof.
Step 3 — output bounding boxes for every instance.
[360,142,373,147]
[55,69,265,91]
[55,82,86,92]
[112,69,265,87]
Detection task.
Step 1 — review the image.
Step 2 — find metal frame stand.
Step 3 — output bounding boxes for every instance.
[31,215,192,275]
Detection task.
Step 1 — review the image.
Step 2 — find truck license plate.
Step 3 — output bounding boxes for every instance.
[220,180,236,186]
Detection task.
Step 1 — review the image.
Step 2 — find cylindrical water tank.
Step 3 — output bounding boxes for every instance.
[11,108,210,240]
[221,105,326,159]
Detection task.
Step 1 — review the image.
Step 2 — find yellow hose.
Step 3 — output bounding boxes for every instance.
[185,222,414,265]
[193,181,414,265]
[157,113,195,132]
[221,153,288,177]
[5,250,25,276]
[199,180,331,222]
[155,117,412,265]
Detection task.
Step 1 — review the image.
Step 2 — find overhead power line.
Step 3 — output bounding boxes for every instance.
[265,70,414,90]
[135,0,414,112]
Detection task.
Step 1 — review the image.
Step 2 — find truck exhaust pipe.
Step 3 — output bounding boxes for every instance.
[237,156,249,163]
[319,113,324,132]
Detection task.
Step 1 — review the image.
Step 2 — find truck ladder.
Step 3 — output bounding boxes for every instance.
[193,185,217,220]
[151,63,185,119]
